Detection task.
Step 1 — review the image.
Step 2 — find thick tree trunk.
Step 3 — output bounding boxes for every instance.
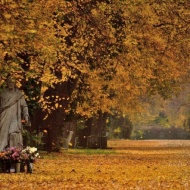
[31,78,77,151]
[97,111,107,136]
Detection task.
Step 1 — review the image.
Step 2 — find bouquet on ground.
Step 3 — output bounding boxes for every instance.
[0,146,40,163]
[21,146,40,163]
[0,147,23,162]
[0,146,40,173]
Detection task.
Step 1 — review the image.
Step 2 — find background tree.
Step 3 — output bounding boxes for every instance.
[108,114,133,139]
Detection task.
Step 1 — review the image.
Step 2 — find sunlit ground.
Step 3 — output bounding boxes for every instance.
[0,140,190,190]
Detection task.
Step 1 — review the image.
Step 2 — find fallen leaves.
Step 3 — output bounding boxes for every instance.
[0,140,190,189]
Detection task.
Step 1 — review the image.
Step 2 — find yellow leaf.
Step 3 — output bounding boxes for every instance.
[55,103,59,108]
[3,13,12,19]
[25,29,37,34]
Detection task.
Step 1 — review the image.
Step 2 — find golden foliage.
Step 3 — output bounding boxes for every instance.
[0,140,190,189]
[0,0,189,117]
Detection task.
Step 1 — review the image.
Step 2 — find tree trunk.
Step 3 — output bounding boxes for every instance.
[78,111,108,148]
[31,78,77,151]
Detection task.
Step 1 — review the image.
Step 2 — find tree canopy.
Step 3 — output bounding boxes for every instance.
[0,0,190,118]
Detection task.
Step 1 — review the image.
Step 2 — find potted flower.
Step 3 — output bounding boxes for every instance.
[0,146,40,173]
[21,146,40,173]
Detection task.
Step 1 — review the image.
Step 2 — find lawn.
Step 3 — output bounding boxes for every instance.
[0,140,190,190]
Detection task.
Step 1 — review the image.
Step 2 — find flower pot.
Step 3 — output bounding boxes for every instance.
[15,162,21,173]
[10,162,16,173]
[27,162,33,173]
[0,160,11,173]
[0,160,8,173]
[20,162,25,172]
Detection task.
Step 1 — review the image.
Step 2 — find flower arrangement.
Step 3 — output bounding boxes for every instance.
[0,146,39,163]
[0,147,22,162]
[0,146,40,173]
[22,146,40,163]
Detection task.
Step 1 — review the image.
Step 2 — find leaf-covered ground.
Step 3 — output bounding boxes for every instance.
[0,140,190,190]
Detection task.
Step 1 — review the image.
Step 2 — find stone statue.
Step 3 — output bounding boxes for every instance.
[0,76,29,150]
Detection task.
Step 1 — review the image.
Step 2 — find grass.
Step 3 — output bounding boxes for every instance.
[65,148,115,155]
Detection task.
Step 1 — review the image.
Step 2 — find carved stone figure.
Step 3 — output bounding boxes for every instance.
[0,77,29,150]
